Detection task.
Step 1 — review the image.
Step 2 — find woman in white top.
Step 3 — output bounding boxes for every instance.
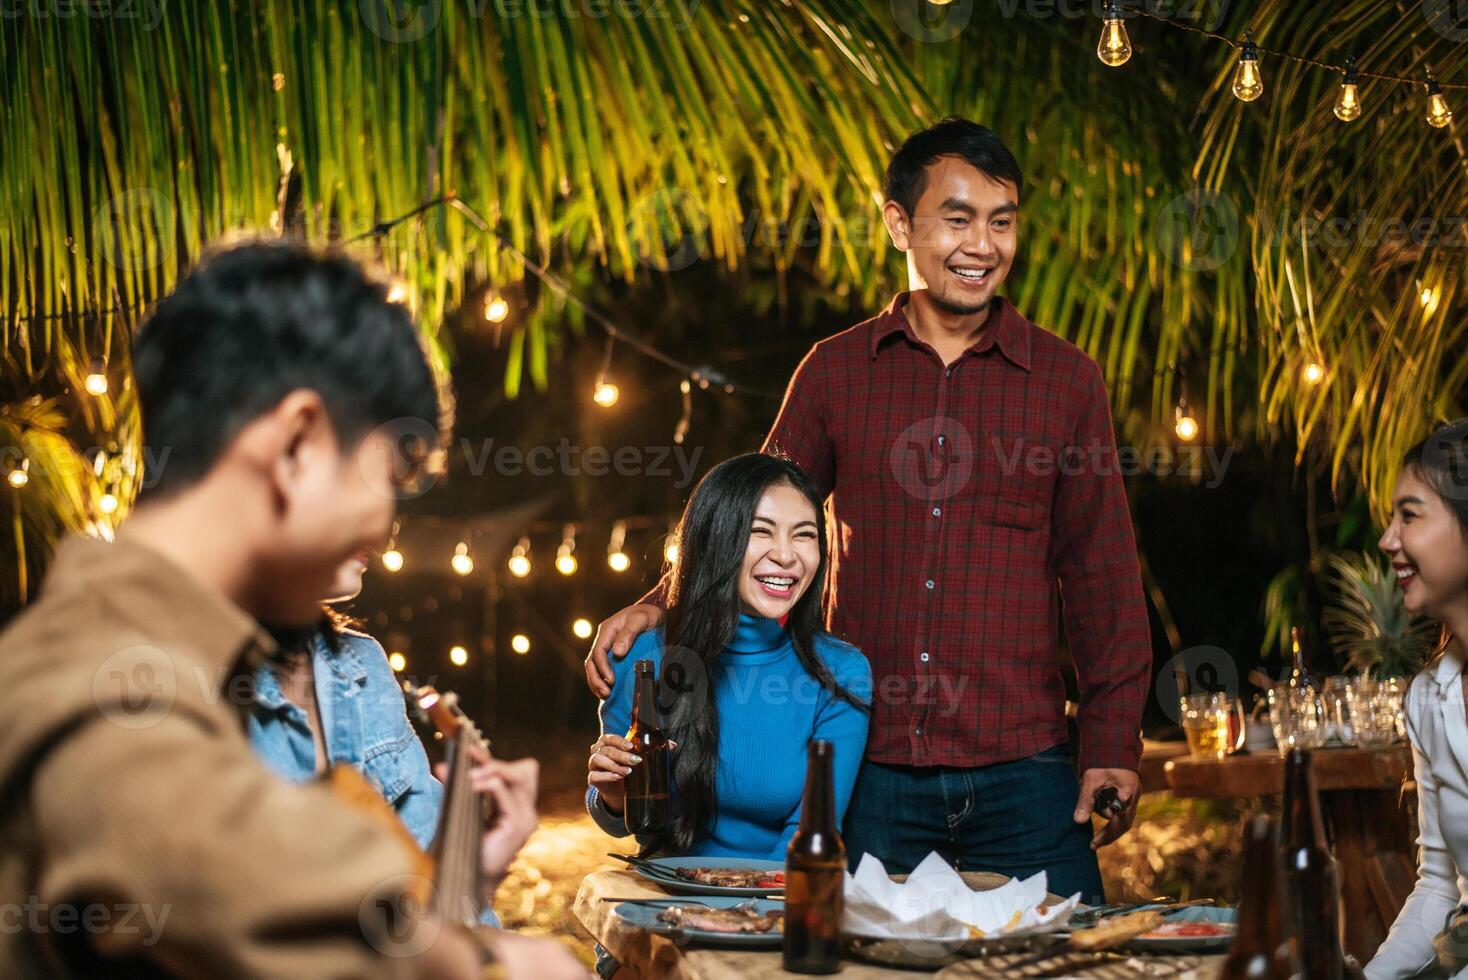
[1369,420,1468,979]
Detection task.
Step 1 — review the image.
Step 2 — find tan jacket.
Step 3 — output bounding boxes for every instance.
[0,536,426,978]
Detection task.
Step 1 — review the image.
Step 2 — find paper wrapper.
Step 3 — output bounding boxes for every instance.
[842,851,1080,942]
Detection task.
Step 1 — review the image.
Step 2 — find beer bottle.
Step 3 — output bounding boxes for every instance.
[1218,814,1299,979]
[1281,748,1345,980]
[623,660,671,836]
[784,740,845,974]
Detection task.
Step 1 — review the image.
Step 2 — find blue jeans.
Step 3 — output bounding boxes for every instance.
[842,744,1105,905]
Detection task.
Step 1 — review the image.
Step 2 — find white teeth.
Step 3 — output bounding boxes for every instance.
[756,575,795,587]
[1396,568,1415,579]
[952,268,989,280]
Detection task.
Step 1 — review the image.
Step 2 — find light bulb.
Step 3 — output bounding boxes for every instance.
[1231,36,1264,103]
[556,525,577,575]
[664,540,679,564]
[381,549,404,572]
[1334,60,1361,122]
[7,463,28,488]
[607,550,630,573]
[451,541,474,576]
[1174,411,1199,442]
[593,381,620,407]
[556,552,578,576]
[572,618,594,639]
[1302,362,1325,385]
[1427,75,1452,129]
[449,645,469,667]
[484,294,509,323]
[389,652,407,672]
[99,493,118,514]
[508,536,531,578]
[1096,0,1131,68]
[510,633,531,655]
[387,281,409,304]
[85,372,109,397]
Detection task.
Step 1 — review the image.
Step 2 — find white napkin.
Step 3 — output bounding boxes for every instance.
[842,851,1080,942]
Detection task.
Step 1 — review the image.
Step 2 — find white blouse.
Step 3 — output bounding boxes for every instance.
[1368,653,1468,979]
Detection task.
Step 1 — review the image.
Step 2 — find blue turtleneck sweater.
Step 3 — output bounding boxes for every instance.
[587,614,872,859]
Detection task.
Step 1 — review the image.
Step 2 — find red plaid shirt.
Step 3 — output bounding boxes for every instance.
[646,293,1151,773]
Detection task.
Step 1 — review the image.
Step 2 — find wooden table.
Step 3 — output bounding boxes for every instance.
[1164,745,1416,965]
[574,869,1225,978]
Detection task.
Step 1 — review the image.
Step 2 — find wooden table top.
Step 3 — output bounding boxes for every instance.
[574,869,1225,979]
[1164,745,1411,799]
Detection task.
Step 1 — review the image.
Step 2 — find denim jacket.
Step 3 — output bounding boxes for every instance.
[247,629,499,926]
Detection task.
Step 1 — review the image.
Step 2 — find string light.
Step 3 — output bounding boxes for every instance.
[664,522,680,565]
[1174,403,1199,442]
[674,378,693,445]
[572,618,594,639]
[84,359,109,397]
[1096,0,1131,68]
[1426,70,1452,129]
[382,548,404,572]
[1302,361,1325,385]
[99,493,118,514]
[593,335,620,407]
[389,652,407,672]
[1334,58,1361,122]
[1231,30,1264,103]
[510,633,531,655]
[607,520,630,572]
[1419,281,1442,318]
[449,645,469,667]
[508,536,532,578]
[556,524,579,576]
[451,541,474,576]
[6,459,29,488]
[483,293,509,323]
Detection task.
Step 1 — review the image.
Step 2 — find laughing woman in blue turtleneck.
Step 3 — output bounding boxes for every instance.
[586,453,872,859]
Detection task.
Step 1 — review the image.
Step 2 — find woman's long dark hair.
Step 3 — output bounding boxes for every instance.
[649,452,867,855]
[1401,419,1468,706]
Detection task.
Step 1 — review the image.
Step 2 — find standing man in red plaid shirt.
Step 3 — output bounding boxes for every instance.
[584,118,1151,902]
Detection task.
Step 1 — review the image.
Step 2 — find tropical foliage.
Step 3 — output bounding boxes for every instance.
[2,0,1466,616]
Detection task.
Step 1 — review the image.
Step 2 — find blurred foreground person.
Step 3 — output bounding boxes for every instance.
[0,240,587,979]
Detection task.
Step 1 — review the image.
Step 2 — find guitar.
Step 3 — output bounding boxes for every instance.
[402,681,495,928]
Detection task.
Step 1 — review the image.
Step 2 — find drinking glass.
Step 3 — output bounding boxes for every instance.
[1181,693,1245,760]
[1351,678,1398,749]
[1267,684,1325,756]
[1323,675,1356,745]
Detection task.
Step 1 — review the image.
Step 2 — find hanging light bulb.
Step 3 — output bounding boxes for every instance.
[484,293,509,323]
[381,549,404,572]
[451,541,474,576]
[593,380,621,407]
[99,493,119,514]
[1426,70,1452,129]
[556,524,578,576]
[6,458,29,488]
[664,525,680,565]
[1174,404,1200,442]
[572,618,594,639]
[606,520,630,572]
[510,633,531,655]
[1333,58,1361,122]
[1302,361,1325,385]
[507,536,532,578]
[84,358,109,397]
[1231,31,1263,103]
[388,651,408,672]
[1096,0,1131,68]
[449,645,469,667]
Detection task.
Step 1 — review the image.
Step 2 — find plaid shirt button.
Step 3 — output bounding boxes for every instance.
[924,579,934,590]
[920,651,929,662]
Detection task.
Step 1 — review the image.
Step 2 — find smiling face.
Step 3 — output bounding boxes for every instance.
[737,481,822,620]
[1379,466,1468,619]
[883,155,1018,317]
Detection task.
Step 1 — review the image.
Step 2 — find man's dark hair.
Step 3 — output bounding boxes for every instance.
[883,117,1024,217]
[133,238,449,494]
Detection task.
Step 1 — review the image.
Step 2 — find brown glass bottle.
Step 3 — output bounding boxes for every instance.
[1218,814,1299,979]
[623,660,670,836]
[1281,748,1345,980]
[784,740,845,974]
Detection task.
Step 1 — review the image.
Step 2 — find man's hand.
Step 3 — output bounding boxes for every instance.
[433,757,540,901]
[1073,768,1140,849]
[479,930,591,980]
[584,603,665,698]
